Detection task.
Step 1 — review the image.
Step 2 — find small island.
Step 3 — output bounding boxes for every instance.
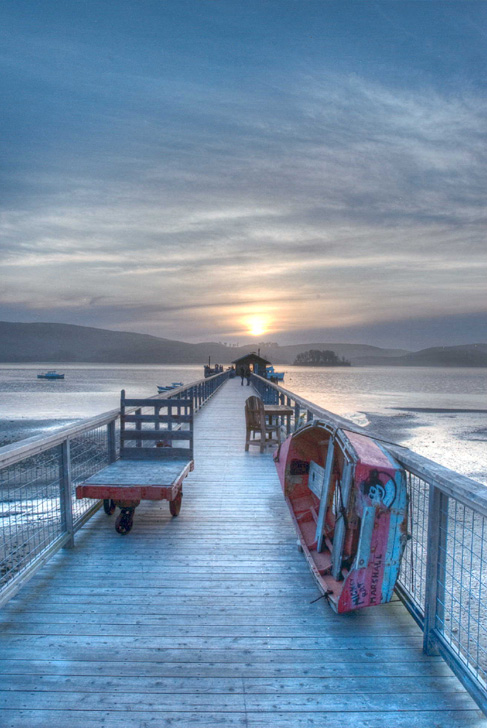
[294,349,351,367]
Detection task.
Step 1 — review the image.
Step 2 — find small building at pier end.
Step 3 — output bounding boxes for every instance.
[232,352,271,377]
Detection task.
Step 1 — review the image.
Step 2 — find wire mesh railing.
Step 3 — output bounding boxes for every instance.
[0,447,63,593]
[0,370,228,607]
[395,471,430,623]
[250,372,487,714]
[433,498,487,694]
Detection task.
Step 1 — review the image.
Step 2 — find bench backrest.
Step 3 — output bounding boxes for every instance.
[245,395,266,434]
[120,390,194,460]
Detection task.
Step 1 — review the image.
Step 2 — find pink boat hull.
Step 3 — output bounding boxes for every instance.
[275,422,408,614]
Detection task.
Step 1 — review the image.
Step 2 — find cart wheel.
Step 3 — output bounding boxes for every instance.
[103,499,116,515]
[170,493,183,517]
[115,507,134,534]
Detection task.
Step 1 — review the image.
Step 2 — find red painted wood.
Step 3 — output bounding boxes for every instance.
[275,423,408,614]
[76,482,180,502]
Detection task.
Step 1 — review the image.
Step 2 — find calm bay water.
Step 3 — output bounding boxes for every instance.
[0,363,485,484]
[285,365,487,485]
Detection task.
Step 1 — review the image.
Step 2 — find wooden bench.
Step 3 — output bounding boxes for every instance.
[76,390,194,534]
[244,395,281,453]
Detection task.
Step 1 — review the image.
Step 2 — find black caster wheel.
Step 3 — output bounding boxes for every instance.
[170,492,183,517]
[103,499,116,515]
[115,507,134,534]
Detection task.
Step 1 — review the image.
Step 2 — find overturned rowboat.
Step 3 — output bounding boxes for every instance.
[275,421,408,613]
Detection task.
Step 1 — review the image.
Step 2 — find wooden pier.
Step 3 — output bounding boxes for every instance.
[0,379,484,727]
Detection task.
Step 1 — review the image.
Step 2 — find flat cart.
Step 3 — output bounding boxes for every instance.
[76,391,194,534]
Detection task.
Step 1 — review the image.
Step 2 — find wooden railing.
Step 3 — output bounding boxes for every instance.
[0,370,229,607]
[251,372,487,714]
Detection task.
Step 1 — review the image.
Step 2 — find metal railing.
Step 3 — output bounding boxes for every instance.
[0,370,228,607]
[251,372,487,714]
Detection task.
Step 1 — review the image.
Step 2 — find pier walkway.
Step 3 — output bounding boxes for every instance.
[0,379,484,727]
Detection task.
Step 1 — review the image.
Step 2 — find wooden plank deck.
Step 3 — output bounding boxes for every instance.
[0,379,485,727]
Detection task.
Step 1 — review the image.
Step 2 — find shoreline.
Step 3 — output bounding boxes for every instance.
[0,419,82,448]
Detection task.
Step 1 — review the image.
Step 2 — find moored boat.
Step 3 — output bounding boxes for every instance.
[204,363,223,378]
[266,365,284,381]
[157,383,183,392]
[275,421,408,613]
[37,370,65,379]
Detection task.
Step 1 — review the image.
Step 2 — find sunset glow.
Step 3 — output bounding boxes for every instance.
[1,3,485,349]
[246,317,268,338]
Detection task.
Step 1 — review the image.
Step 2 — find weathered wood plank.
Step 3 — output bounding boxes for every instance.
[0,710,484,728]
[0,619,424,637]
[0,659,453,679]
[0,632,428,651]
[0,690,477,711]
[0,646,448,663]
[0,674,464,694]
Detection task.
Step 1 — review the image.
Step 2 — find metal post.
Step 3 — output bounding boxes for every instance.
[60,440,75,548]
[107,420,117,463]
[423,485,448,654]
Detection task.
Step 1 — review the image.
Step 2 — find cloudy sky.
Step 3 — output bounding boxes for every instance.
[1,1,486,349]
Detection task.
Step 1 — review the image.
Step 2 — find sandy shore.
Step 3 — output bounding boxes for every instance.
[360,410,420,447]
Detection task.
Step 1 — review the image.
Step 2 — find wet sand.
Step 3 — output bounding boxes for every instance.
[394,407,487,414]
[0,419,82,448]
[360,410,420,447]
[364,408,487,485]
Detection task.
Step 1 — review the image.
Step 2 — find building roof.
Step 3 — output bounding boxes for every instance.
[232,352,271,366]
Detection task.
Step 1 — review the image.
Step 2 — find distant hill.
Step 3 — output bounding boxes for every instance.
[391,344,487,367]
[0,322,409,365]
[0,322,232,364]
[355,344,487,367]
[0,321,485,367]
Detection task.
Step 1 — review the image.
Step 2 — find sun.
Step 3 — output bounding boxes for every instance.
[246,316,268,338]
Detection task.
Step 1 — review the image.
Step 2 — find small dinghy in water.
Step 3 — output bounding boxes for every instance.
[275,421,408,613]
